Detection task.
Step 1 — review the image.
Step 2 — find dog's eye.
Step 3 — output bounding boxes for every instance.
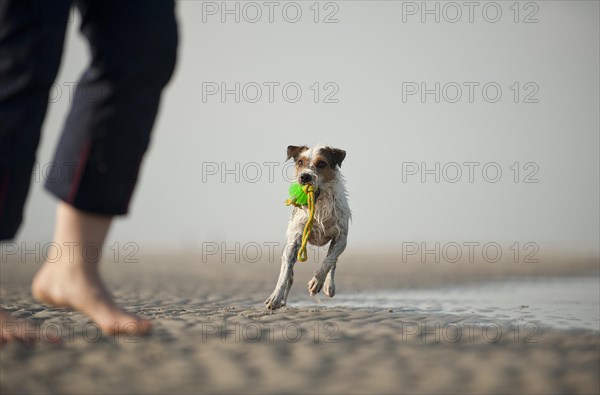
[297,160,303,166]
[316,161,327,169]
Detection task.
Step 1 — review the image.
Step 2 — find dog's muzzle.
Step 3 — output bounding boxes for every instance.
[299,173,313,184]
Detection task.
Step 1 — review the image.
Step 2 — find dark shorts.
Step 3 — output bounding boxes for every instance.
[0,0,178,240]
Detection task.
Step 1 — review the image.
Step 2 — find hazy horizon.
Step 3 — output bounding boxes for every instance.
[10,1,600,256]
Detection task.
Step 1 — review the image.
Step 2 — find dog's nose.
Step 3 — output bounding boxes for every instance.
[299,173,313,184]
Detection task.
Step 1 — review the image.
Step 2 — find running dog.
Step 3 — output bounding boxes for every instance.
[265,144,350,310]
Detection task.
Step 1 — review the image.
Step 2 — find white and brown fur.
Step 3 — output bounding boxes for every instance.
[265,144,351,310]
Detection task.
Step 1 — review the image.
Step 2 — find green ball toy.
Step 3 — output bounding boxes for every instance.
[286,182,309,206]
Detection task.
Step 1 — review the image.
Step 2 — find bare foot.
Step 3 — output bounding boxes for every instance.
[32,261,151,335]
[0,308,43,345]
[1,308,27,344]
[30,203,151,336]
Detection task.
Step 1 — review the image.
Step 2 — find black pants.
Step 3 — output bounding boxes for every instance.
[0,0,178,240]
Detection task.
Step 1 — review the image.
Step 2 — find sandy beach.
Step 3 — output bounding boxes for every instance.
[0,0,598,393]
[1,251,599,394]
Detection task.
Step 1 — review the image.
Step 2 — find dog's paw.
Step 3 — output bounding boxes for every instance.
[265,291,286,310]
[323,280,335,298]
[308,276,324,296]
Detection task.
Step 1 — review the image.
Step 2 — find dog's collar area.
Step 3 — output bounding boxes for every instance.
[297,188,320,207]
[296,189,321,207]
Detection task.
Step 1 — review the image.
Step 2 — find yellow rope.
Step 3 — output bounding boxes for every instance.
[285,184,315,262]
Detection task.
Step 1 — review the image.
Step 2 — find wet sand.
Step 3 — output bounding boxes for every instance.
[1,251,599,394]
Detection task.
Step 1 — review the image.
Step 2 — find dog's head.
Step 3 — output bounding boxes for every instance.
[286,144,346,190]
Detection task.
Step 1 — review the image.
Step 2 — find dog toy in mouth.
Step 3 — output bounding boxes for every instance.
[285,182,310,207]
[285,183,315,262]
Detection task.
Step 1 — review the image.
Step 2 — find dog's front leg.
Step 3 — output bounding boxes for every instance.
[265,236,300,310]
[308,234,347,296]
[323,266,336,297]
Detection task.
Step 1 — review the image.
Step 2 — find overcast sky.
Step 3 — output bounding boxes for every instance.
[14,1,600,256]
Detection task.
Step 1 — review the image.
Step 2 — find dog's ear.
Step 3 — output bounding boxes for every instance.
[325,147,346,168]
[287,145,308,161]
